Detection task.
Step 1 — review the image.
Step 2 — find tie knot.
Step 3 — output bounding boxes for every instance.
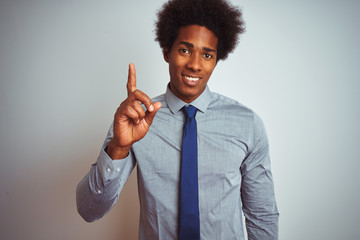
[183,105,197,119]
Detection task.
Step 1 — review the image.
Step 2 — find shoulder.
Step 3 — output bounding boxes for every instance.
[151,93,169,112]
[152,93,166,104]
[150,93,174,120]
[209,91,266,139]
[209,92,256,118]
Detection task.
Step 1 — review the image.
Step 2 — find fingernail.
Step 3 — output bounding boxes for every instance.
[149,105,154,112]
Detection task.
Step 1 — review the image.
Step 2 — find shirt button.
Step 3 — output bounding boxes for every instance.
[106,168,111,173]
[97,190,102,194]
[116,168,120,173]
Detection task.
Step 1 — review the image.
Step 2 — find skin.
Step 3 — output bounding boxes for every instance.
[107,25,218,159]
[106,64,162,159]
[163,25,218,103]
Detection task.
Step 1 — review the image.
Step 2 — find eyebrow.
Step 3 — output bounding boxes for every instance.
[179,41,216,53]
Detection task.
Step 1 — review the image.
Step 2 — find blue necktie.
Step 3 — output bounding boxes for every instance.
[179,105,200,240]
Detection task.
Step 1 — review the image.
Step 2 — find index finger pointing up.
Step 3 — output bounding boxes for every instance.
[127,63,137,96]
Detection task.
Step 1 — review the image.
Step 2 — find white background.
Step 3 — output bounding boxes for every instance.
[1,0,359,239]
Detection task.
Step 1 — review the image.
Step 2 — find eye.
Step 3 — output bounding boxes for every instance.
[203,53,213,59]
[179,48,190,55]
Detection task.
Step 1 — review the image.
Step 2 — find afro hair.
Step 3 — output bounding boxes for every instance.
[155,0,245,61]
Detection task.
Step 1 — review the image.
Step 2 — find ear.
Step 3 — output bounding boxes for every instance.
[163,48,169,63]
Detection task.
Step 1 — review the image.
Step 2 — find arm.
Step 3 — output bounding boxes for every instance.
[240,113,279,239]
[76,64,161,222]
[76,125,136,222]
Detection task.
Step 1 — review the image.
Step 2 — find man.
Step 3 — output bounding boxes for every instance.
[77,0,279,239]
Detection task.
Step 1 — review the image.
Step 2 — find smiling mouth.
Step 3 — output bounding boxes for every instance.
[183,74,200,82]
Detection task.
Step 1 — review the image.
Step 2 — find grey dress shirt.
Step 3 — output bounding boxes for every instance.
[77,85,279,239]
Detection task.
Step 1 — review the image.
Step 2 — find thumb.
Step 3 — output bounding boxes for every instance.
[145,102,162,125]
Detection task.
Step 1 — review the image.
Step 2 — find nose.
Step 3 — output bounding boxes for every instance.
[186,54,201,72]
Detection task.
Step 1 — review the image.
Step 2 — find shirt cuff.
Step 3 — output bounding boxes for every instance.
[96,146,131,183]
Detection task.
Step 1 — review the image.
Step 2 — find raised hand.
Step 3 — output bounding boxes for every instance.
[106,63,161,159]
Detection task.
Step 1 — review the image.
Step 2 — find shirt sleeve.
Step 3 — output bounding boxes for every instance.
[76,123,136,222]
[240,113,279,239]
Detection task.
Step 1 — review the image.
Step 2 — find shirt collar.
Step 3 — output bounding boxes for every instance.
[165,84,211,115]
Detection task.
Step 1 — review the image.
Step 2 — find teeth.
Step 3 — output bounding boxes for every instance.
[184,75,199,81]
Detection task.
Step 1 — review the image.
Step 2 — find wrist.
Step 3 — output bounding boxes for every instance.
[106,140,131,160]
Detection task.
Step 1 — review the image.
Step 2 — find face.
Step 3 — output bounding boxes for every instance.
[163,25,218,103]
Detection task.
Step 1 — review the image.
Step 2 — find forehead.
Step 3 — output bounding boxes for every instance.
[174,25,218,50]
